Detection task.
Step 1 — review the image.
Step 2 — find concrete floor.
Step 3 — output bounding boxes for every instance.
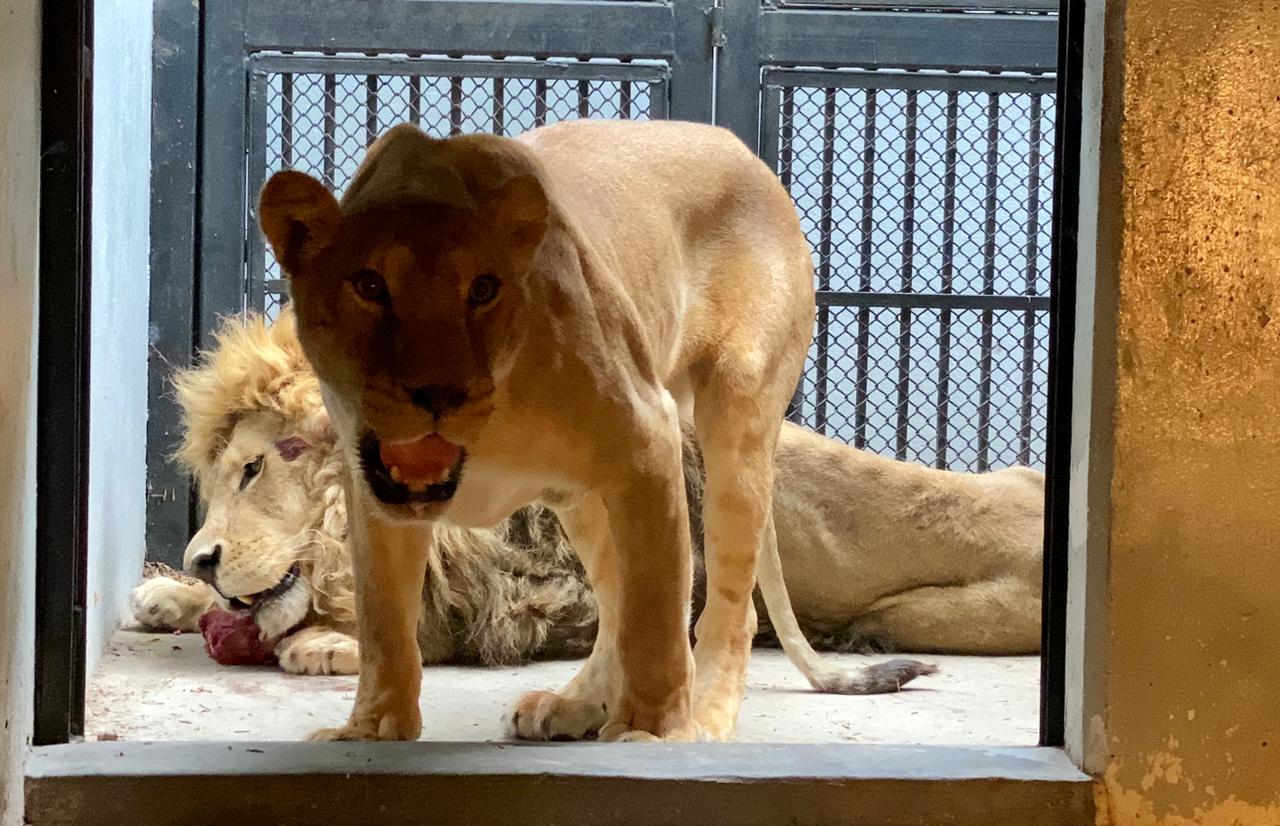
[86,630,1040,745]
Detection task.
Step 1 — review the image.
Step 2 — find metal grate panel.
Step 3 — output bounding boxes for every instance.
[248,54,669,319]
[765,69,1056,471]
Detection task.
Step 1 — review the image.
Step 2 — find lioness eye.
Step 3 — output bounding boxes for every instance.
[468,274,501,306]
[351,269,388,302]
[240,455,264,491]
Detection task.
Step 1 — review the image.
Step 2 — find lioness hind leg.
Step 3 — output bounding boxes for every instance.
[689,392,786,741]
[504,493,614,741]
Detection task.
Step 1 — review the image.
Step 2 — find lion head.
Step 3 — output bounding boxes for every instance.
[257,123,551,523]
[174,308,356,639]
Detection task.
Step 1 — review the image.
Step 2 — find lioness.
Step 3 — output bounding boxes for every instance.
[135,310,1042,677]
[254,118,907,742]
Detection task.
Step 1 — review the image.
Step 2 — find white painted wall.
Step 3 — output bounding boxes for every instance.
[0,1,42,821]
[86,1,153,675]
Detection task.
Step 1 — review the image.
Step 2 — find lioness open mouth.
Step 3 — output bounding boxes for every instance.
[358,431,466,506]
[227,562,301,612]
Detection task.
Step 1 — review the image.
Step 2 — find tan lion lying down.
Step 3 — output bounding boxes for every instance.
[132,309,1044,678]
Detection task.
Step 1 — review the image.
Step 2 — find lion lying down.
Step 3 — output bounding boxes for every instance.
[132,309,1044,677]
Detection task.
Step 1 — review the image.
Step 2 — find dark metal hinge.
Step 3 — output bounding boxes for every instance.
[707,4,726,50]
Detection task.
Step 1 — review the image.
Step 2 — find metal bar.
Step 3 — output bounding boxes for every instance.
[896,89,918,461]
[815,87,837,435]
[855,88,878,449]
[759,85,781,175]
[145,0,200,569]
[759,7,1057,72]
[449,77,463,136]
[780,87,795,189]
[667,0,714,124]
[714,0,763,153]
[1040,0,1084,750]
[323,73,337,187]
[535,77,548,126]
[776,0,1059,9]
[281,73,294,167]
[1020,92,1044,466]
[647,78,670,119]
[244,0,677,59]
[246,73,270,313]
[620,78,632,120]
[977,92,1000,471]
[763,67,1057,95]
[577,77,590,118]
[409,74,422,126]
[249,54,671,85]
[493,76,506,134]
[769,75,801,426]
[198,0,250,338]
[366,73,378,146]
[936,90,959,470]
[817,290,1051,312]
[35,0,92,747]
[770,70,801,425]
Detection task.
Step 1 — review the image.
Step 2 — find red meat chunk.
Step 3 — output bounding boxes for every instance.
[198,609,277,666]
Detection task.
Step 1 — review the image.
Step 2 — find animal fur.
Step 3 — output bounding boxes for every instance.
[133,310,1043,678]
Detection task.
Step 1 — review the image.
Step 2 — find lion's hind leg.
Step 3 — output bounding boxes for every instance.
[851,579,1042,656]
[502,494,614,741]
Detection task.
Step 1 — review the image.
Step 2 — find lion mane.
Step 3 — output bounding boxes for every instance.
[171,310,355,625]
[171,309,597,666]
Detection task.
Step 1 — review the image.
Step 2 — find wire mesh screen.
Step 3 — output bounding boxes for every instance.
[766,71,1056,472]
[248,55,668,320]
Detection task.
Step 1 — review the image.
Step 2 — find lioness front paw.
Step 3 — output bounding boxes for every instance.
[128,576,217,632]
[307,705,422,742]
[598,699,698,743]
[276,629,360,676]
[503,690,608,741]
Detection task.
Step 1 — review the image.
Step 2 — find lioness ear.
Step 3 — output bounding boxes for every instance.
[487,174,548,260]
[258,171,341,276]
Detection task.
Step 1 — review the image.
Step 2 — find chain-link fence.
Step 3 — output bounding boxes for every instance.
[248,56,1054,475]
[764,71,1055,472]
[248,55,667,319]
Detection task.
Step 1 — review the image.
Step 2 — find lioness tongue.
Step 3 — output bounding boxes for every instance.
[379,434,462,486]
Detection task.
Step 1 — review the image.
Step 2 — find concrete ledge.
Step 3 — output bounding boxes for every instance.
[26,742,1093,825]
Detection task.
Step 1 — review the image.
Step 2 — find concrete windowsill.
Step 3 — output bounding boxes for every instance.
[26,741,1094,825]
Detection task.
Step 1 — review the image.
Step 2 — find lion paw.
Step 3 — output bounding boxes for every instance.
[275,629,360,676]
[502,690,608,741]
[307,705,422,742]
[128,576,217,632]
[596,700,698,743]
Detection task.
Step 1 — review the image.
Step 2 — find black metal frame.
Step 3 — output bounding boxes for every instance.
[34,0,94,746]
[1037,0,1084,751]
[146,0,203,571]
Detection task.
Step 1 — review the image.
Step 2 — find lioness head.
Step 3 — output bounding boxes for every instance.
[257,124,549,521]
[175,311,354,638]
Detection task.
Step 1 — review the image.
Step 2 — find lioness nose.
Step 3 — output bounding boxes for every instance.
[406,384,468,418]
[187,543,222,584]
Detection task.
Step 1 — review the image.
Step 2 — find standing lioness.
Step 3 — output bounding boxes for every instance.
[258,120,919,743]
